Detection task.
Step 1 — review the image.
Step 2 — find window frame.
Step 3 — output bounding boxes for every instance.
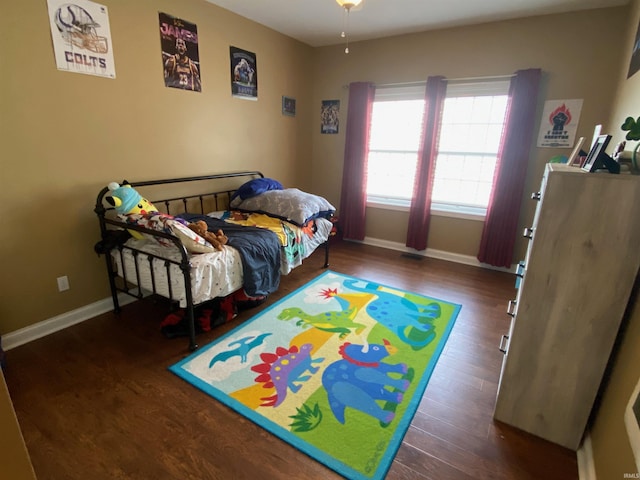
[365,79,510,220]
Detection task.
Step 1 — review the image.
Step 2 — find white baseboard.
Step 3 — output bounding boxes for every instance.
[2,293,137,351]
[577,431,596,480]
[1,240,513,351]
[356,236,516,273]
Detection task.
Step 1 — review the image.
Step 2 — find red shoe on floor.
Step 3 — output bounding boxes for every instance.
[160,309,185,328]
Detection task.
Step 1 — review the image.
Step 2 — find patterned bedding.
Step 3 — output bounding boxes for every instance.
[112,212,332,307]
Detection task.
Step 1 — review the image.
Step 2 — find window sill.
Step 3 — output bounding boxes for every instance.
[366,199,486,221]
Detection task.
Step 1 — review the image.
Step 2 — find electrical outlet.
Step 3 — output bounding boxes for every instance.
[57,276,70,292]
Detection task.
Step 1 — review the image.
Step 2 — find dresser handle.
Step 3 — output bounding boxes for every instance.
[499,335,510,354]
[531,192,541,201]
[507,299,517,317]
[523,227,534,239]
[515,261,526,279]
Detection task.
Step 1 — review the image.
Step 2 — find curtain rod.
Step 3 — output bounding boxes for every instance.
[443,73,515,83]
[343,73,515,89]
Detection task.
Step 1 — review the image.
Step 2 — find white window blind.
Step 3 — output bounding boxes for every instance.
[366,79,510,217]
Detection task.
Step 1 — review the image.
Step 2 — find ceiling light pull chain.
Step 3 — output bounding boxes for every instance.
[336,0,362,54]
[344,8,350,54]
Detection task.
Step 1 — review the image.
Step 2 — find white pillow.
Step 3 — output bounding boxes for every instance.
[229,188,335,226]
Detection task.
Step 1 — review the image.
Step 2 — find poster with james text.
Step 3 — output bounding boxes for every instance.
[159,13,201,92]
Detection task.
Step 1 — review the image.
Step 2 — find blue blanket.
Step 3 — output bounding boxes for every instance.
[178,213,281,297]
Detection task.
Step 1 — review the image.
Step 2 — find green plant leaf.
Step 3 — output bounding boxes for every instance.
[621,116,640,141]
[621,116,636,131]
[628,132,640,141]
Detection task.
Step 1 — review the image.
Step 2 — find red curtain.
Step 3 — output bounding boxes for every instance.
[406,76,447,251]
[339,82,375,241]
[477,68,542,268]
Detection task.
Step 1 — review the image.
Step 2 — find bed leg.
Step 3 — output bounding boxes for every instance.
[112,291,121,314]
[323,240,330,268]
[105,255,121,313]
[186,306,198,351]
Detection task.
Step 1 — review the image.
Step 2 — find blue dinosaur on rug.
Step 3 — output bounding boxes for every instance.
[170,270,461,480]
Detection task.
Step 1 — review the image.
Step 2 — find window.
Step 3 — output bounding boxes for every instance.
[366,80,510,217]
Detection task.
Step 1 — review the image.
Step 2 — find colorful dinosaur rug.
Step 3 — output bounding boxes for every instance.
[169,270,461,480]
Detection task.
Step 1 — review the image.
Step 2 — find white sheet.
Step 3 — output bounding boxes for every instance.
[111,216,333,306]
[113,240,244,307]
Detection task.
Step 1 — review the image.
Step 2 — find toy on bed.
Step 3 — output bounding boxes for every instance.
[95,172,335,352]
[106,182,159,239]
[106,182,227,254]
[187,220,228,251]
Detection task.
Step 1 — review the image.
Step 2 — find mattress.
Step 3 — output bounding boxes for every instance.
[112,216,332,307]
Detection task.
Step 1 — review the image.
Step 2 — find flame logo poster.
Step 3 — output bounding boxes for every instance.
[537,99,583,148]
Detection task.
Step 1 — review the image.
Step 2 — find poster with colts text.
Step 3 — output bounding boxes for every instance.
[47,0,116,78]
[536,99,583,148]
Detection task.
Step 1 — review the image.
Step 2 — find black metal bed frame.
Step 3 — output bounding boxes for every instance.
[94,171,330,352]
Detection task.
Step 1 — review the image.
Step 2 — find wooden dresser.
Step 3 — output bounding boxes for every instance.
[494,163,640,450]
[1,370,37,479]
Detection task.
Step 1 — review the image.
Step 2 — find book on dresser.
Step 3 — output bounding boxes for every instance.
[494,163,640,450]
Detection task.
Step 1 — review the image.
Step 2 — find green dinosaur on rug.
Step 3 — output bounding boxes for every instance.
[277,306,367,339]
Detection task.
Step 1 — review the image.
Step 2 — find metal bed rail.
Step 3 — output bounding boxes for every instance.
[94,171,264,351]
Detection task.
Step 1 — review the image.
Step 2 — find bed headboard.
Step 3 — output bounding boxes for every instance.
[95,171,264,218]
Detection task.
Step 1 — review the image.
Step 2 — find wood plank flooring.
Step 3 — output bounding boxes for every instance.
[3,240,578,479]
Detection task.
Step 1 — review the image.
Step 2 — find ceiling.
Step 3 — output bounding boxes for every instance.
[205,0,628,48]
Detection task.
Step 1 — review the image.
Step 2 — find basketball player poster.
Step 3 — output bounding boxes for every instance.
[47,0,116,78]
[159,13,202,92]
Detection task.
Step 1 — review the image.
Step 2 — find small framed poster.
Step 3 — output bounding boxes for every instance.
[230,46,257,100]
[321,100,340,134]
[282,96,296,117]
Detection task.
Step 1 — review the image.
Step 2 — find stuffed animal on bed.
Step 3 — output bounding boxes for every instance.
[107,182,158,215]
[187,220,228,251]
[106,182,228,253]
[106,182,159,239]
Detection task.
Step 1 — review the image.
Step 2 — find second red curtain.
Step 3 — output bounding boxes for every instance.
[406,76,447,251]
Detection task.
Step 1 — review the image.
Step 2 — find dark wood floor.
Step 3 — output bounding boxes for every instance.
[4,240,578,480]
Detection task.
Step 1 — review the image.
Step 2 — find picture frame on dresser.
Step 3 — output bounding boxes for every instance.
[581,134,614,172]
[566,136,585,167]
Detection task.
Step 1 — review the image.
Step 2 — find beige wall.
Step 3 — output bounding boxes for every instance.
[2,0,639,477]
[590,0,640,476]
[0,0,314,334]
[310,8,626,260]
[0,2,628,336]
